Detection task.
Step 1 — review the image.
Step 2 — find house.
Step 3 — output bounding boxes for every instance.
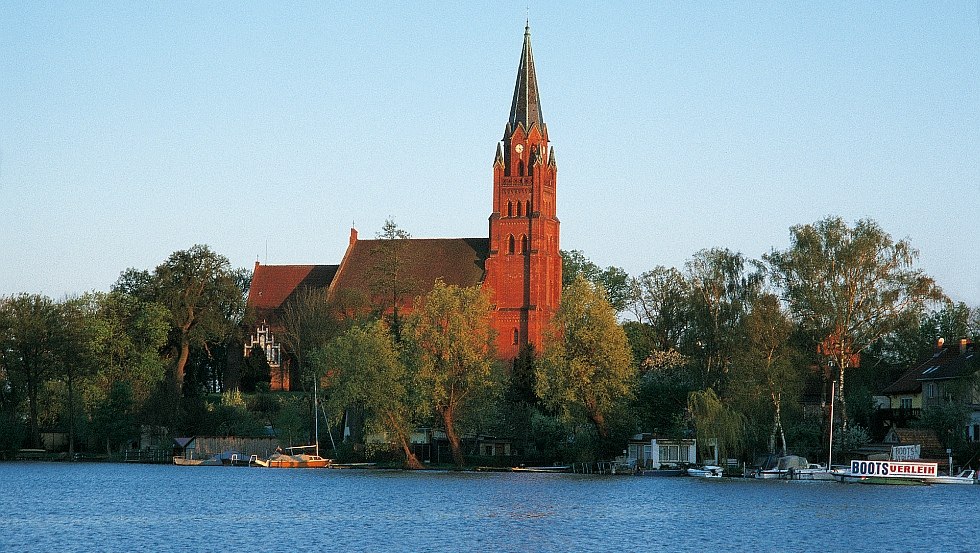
[243,25,562,390]
[880,338,979,440]
[624,433,697,470]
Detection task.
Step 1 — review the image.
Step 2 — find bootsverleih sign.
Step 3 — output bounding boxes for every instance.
[850,460,937,478]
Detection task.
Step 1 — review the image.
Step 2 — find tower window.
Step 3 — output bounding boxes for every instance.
[525,200,531,216]
[507,201,514,217]
[513,328,519,345]
[519,160,524,176]
[521,235,528,254]
[517,201,523,217]
[508,235,515,255]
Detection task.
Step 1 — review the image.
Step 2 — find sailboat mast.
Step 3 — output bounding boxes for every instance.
[827,380,836,469]
[314,375,320,458]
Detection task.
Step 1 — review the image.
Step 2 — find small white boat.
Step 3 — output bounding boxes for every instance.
[687,465,724,478]
[511,465,571,473]
[923,469,977,485]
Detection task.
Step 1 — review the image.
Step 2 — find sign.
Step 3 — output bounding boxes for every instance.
[850,460,937,478]
[891,445,920,461]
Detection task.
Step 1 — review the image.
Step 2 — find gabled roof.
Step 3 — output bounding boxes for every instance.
[247,263,339,312]
[883,427,943,452]
[329,237,489,308]
[881,340,978,395]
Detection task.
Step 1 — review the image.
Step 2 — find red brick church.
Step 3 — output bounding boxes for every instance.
[245,25,562,390]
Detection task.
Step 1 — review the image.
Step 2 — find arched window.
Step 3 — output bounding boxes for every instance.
[525,200,531,216]
[508,235,515,255]
[513,328,519,345]
[519,160,524,176]
[517,201,523,217]
[521,235,528,254]
[507,201,513,218]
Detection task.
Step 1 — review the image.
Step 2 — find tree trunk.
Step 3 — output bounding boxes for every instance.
[440,407,465,468]
[175,333,191,393]
[590,409,609,440]
[67,373,76,460]
[398,436,424,470]
[27,368,41,449]
[836,357,848,430]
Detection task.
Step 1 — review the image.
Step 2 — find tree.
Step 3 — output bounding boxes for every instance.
[731,294,801,455]
[317,321,423,469]
[683,248,763,390]
[629,266,690,352]
[561,250,631,313]
[278,287,343,391]
[0,294,59,448]
[765,217,943,423]
[50,295,104,457]
[537,275,636,442]
[403,281,498,467]
[688,388,745,464]
[115,245,245,394]
[369,219,419,340]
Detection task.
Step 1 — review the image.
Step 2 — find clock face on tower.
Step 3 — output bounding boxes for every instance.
[514,144,524,154]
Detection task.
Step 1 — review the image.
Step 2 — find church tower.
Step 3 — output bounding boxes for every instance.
[484,24,562,360]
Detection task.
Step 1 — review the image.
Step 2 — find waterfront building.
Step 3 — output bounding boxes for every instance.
[245,25,562,390]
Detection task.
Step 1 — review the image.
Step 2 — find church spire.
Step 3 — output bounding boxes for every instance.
[508,24,543,131]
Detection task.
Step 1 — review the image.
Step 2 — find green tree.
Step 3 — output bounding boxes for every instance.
[369,219,419,339]
[561,250,631,313]
[629,266,690,352]
[688,388,745,464]
[403,281,498,467]
[91,381,137,454]
[537,275,636,442]
[51,295,104,457]
[0,294,59,448]
[683,248,763,390]
[731,294,801,455]
[318,321,423,469]
[114,245,246,395]
[765,217,943,423]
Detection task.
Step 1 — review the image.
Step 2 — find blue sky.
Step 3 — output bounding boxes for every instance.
[1,2,978,306]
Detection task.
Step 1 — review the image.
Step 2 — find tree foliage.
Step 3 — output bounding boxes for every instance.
[318,321,422,469]
[765,216,943,422]
[538,275,635,442]
[561,250,631,313]
[688,388,745,463]
[403,281,498,467]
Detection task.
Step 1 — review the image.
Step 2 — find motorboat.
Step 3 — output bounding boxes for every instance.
[922,469,977,485]
[755,456,836,481]
[265,445,331,468]
[687,465,724,478]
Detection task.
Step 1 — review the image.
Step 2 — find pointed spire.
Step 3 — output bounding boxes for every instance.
[548,145,556,167]
[509,24,544,131]
[494,142,505,166]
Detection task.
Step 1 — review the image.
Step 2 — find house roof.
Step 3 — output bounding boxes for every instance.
[329,237,489,308]
[881,340,977,395]
[883,427,943,452]
[247,263,339,312]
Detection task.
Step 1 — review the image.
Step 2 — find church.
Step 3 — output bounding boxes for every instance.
[245,25,562,390]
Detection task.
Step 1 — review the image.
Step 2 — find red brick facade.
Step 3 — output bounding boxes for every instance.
[484,25,561,358]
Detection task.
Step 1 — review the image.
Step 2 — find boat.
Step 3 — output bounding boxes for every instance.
[265,445,331,468]
[172,455,221,466]
[511,465,572,473]
[687,465,724,478]
[755,456,836,481]
[923,469,977,485]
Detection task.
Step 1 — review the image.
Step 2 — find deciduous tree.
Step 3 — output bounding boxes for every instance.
[765,217,943,423]
[318,321,423,469]
[403,281,497,467]
[537,275,635,441]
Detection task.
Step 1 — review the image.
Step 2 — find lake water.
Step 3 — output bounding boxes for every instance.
[2,462,978,552]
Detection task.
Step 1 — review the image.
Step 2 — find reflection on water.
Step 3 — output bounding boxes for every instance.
[2,462,978,552]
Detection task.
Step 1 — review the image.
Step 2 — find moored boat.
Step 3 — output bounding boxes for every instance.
[922,469,977,485]
[265,445,331,468]
[511,465,572,473]
[834,460,937,485]
[687,465,723,478]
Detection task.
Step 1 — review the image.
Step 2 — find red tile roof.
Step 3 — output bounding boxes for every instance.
[329,237,489,308]
[247,263,339,312]
[881,340,978,395]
